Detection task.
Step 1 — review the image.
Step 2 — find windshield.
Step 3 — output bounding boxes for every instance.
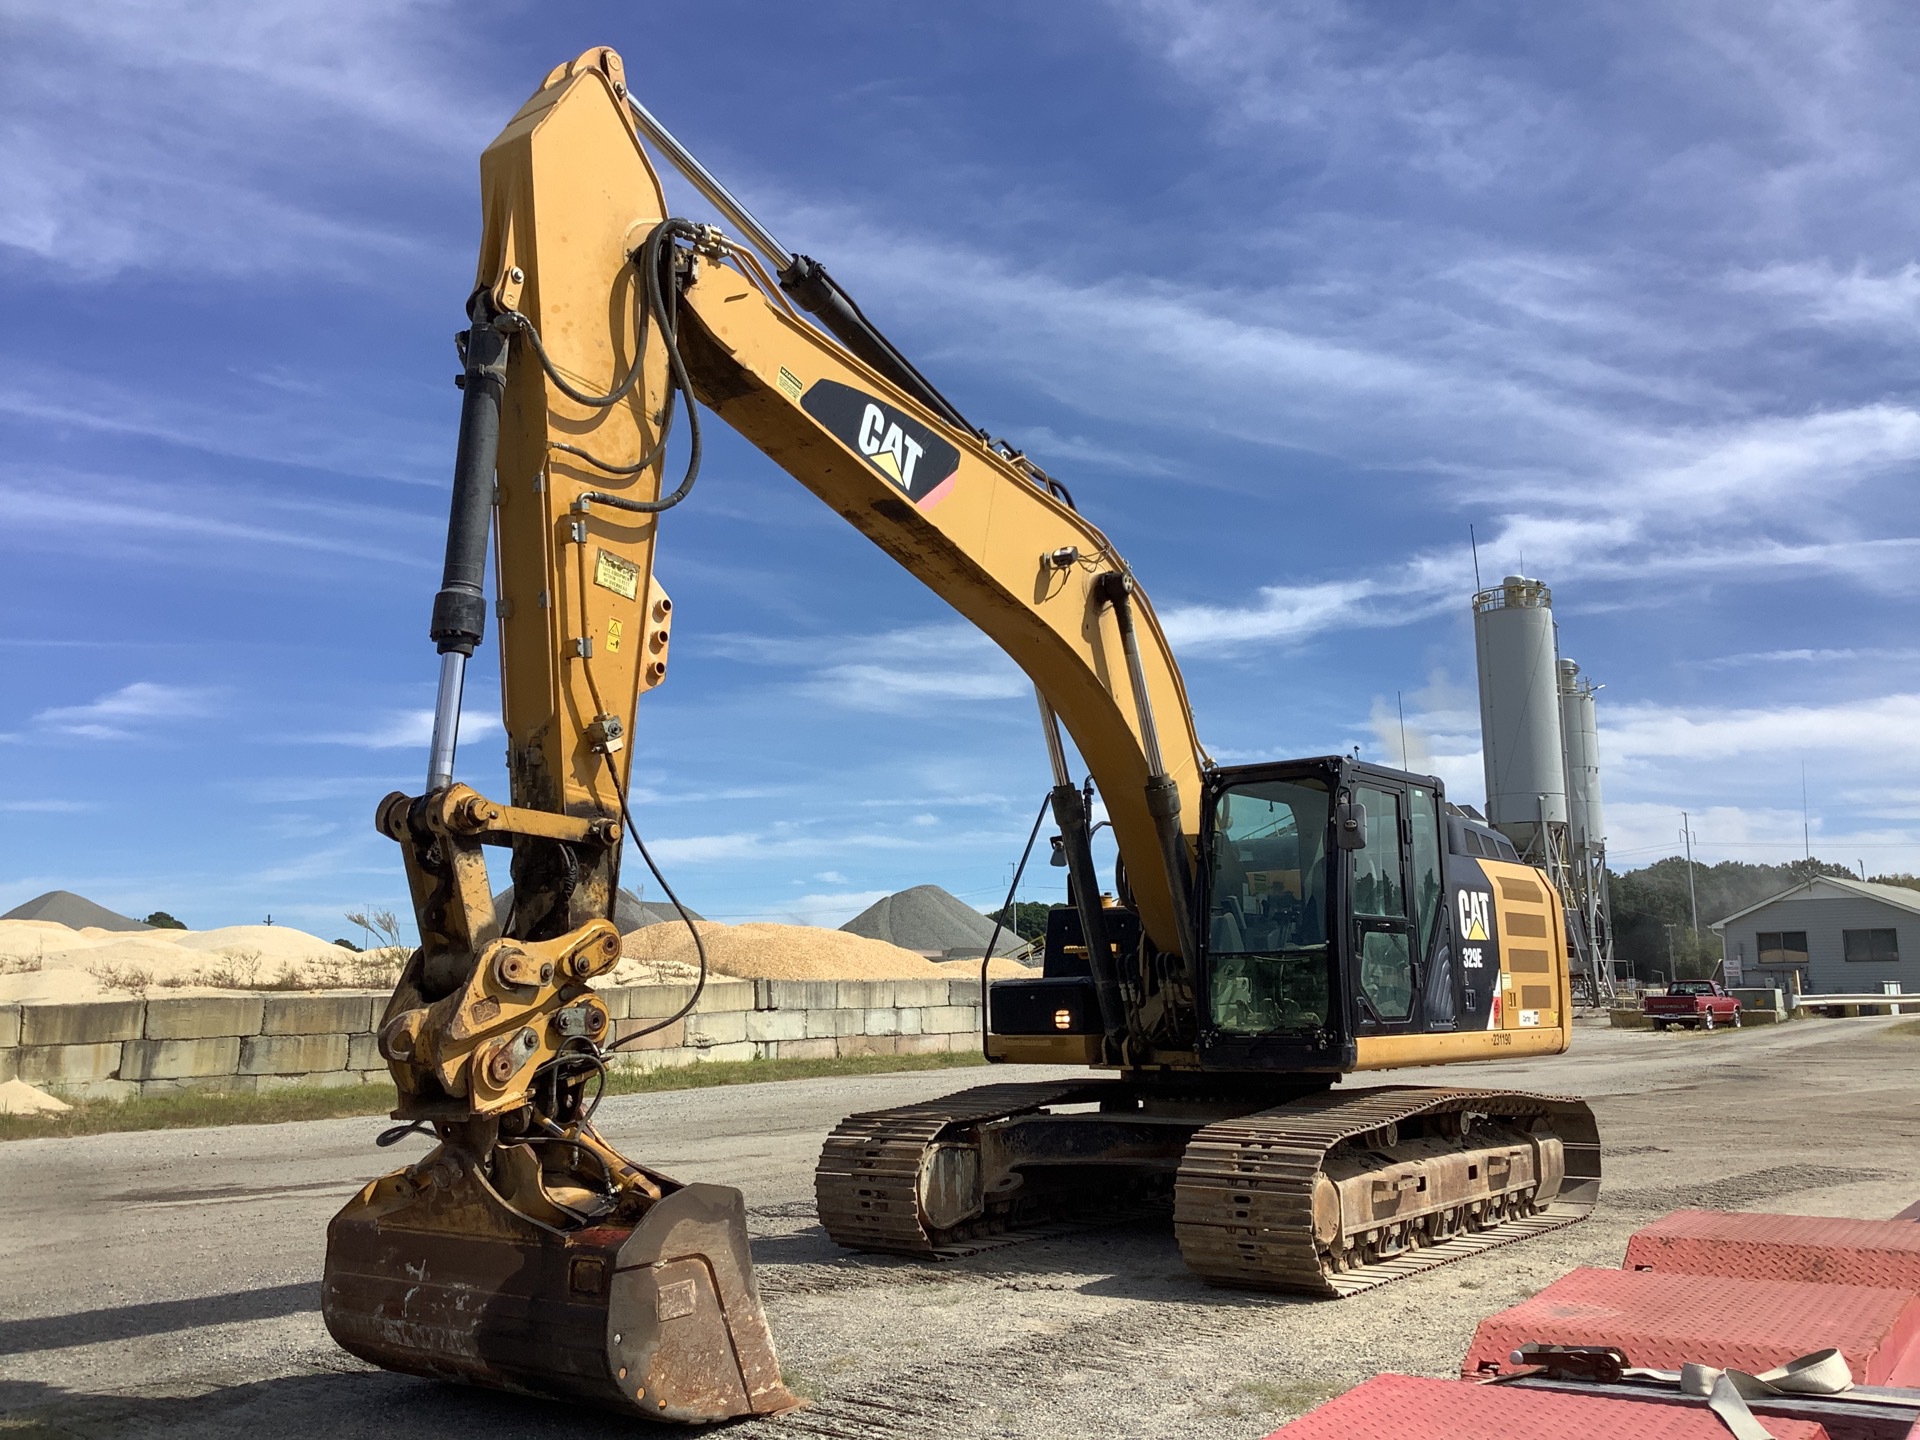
[1206,778,1331,1035]
[1670,981,1714,995]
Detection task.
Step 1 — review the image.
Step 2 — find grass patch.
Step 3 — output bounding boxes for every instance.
[1881,1018,1920,1038]
[0,1049,989,1142]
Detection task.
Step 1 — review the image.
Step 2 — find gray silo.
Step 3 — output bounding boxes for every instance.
[1558,659,1604,850]
[1473,575,1567,859]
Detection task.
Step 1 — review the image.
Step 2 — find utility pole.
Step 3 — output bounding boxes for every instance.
[1680,811,1700,935]
[1397,691,1408,769]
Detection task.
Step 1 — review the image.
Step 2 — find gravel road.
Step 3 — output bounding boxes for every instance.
[4,1017,1917,1438]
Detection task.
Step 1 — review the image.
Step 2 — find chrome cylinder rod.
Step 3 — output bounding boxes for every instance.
[626,98,793,270]
[1035,687,1073,787]
[426,650,467,791]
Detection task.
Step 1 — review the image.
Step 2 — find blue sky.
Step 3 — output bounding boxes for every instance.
[4,1,1918,937]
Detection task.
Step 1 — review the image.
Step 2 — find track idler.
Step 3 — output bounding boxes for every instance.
[323,1145,796,1423]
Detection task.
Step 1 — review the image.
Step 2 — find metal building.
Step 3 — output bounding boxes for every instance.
[1471,576,1614,1002]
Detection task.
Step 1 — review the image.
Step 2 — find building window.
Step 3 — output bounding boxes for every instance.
[1757,931,1809,967]
[1843,928,1900,963]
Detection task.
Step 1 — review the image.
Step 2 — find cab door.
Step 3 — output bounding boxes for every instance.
[1349,780,1417,1033]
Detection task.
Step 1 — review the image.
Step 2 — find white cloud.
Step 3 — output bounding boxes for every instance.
[1602,694,1920,766]
[1,0,484,281]
[0,799,98,813]
[716,622,1029,712]
[33,682,220,740]
[305,708,501,750]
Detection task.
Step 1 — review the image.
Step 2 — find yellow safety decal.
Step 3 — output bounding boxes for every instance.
[776,367,804,401]
[605,618,623,654]
[593,548,639,600]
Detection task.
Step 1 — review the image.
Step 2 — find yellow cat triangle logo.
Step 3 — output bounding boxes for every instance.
[1458,890,1490,941]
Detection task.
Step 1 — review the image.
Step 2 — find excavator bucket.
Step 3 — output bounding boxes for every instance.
[323,1156,797,1423]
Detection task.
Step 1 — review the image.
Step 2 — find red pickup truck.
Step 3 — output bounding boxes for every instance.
[1643,980,1743,1031]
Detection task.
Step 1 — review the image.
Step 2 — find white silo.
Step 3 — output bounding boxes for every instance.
[1473,576,1567,858]
[1558,659,1605,851]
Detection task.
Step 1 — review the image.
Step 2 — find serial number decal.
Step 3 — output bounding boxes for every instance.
[801,379,960,504]
[593,548,640,600]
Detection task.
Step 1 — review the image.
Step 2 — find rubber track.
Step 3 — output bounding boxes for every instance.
[815,1079,1118,1254]
[1173,1085,1602,1297]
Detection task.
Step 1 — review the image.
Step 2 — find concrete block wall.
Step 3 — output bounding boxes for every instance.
[0,977,985,1100]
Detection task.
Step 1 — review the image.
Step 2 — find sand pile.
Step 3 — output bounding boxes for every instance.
[617,919,1028,983]
[0,1079,71,1115]
[0,918,385,1004]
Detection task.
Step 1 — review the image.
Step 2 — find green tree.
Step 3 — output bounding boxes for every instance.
[1610,855,1854,980]
[143,910,187,930]
[988,901,1052,942]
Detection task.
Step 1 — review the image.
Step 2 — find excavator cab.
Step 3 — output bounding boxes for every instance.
[989,758,1521,1068]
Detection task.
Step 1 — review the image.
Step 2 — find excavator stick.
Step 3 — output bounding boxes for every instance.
[321,50,801,1420]
[324,1160,792,1421]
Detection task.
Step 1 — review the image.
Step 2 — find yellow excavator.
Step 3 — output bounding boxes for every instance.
[322,48,1600,1423]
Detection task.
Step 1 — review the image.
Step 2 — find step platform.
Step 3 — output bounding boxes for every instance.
[1261,1372,1840,1439]
[1627,1210,1920,1290]
[1462,1267,1920,1385]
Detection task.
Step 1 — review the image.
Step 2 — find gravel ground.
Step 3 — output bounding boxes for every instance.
[2,1016,1917,1438]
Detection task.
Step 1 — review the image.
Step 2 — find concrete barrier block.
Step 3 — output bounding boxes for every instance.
[240,1032,349,1076]
[923,1005,979,1035]
[54,1078,137,1102]
[838,981,898,1010]
[21,1000,144,1047]
[0,1049,15,1082]
[891,980,945,1009]
[138,1075,243,1096]
[695,980,754,1014]
[593,986,631,1021]
[346,1033,382,1071]
[144,995,264,1040]
[1610,1008,1652,1029]
[693,1040,755,1065]
[765,980,839,1011]
[896,1007,924,1035]
[253,1071,360,1093]
[18,1042,123,1084]
[121,1036,242,1082]
[838,1033,901,1057]
[745,1009,808,1043]
[946,979,984,1006]
[627,984,695,1020]
[898,1032,958,1055]
[262,994,376,1037]
[0,1004,20,1049]
[686,1010,747,1047]
[804,1008,859,1038]
[613,1018,684,1051]
[769,1036,838,1061]
[862,1007,901,1036]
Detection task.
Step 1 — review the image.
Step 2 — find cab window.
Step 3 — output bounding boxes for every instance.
[1353,785,1413,1021]
[1206,779,1331,1035]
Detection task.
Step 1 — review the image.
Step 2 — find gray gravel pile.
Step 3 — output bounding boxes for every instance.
[839,884,1018,957]
[0,890,150,931]
[491,886,704,936]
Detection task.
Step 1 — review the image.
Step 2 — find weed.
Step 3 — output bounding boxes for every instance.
[87,963,155,995]
[0,955,43,975]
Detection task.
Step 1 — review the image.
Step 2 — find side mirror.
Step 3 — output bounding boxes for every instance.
[1335,797,1368,850]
